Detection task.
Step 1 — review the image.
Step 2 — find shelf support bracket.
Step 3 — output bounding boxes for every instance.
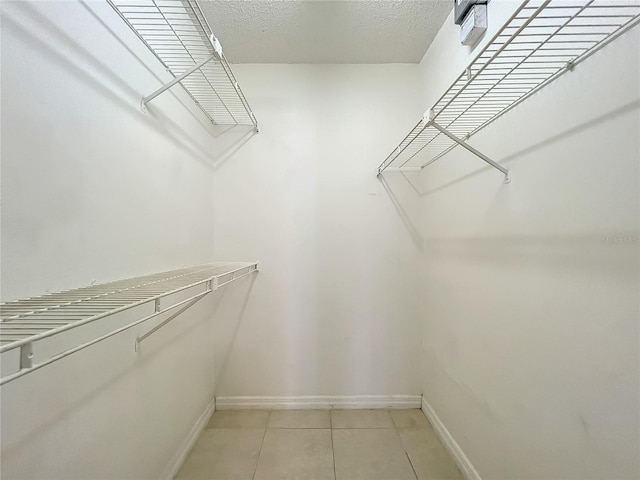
[19,342,34,370]
[429,121,511,183]
[141,54,216,112]
[134,292,209,352]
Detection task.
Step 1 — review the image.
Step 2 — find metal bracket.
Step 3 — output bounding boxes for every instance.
[380,167,422,173]
[141,54,216,112]
[423,108,435,125]
[429,121,511,183]
[19,343,34,370]
[210,34,223,57]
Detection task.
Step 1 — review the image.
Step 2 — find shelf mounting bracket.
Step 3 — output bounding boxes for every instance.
[19,342,34,370]
[429,121,511,183]
[141,54,216,112]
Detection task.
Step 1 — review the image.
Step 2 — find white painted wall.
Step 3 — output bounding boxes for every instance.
[6,0,636,478]
[0,1,255,478]
[211,64,424,398]
[0,1,257,301]
[1,2,426,476]
[404,1,640,478]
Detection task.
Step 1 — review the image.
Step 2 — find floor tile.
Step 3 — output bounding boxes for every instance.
[398,427,463,480]
[269,409,331,429]
[332,428,416,480]
[390,409,431,428]
[207,409,270,428]
[330,409,394,428]
[254,428,335,480]
[175,428,264,480]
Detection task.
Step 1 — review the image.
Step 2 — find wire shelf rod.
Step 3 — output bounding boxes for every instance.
[0,289,210,386]
[107,0,257,129]
[0,263,258,385]
[0,263,257,351]
[0,267,217,320]
[377,0,640,175]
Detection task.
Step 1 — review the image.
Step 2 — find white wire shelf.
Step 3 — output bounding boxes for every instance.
[378,0,640,179]
[0,262,258,385]
[107,0,258,130]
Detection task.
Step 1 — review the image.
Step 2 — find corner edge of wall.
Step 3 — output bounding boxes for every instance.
[161,396,216,480]
[421,396,482,480]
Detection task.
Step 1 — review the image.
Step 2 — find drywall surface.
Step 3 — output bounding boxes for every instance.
[211,64,424,397]
[0,291,218,480]
[0,1,254,478]
[411,2,640,478]
[0,1,254,301]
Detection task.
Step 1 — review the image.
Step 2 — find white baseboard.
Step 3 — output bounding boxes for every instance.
[161,396,216,480]
[215,395,421,410]
[421,397,481,480]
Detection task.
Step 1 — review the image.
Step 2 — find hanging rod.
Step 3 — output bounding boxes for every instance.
[378,0,640,179]
[107,0,258,131]
[0,262,258,385]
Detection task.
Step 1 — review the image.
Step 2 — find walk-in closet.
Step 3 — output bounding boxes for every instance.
[1,0,639,478]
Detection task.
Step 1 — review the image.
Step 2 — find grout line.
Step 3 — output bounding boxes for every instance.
[267,427,331,429]
[330,411,337,480]
[331,427,398,429]
[389,409,419,480]
[390,410,400,429]
[251,412,271,480]
[394,423,419,480]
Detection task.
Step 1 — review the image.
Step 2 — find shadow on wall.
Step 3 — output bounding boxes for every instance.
[378,173,424,251]
[0,275,258,470]
[392,100,640,199]
[422,234,639,272]
[210,274,258,395]
[78,0,226,141]
[0,301,210,466]
[2,0,256,171]
[378,99,640,247]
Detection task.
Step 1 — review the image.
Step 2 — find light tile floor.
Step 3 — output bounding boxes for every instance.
[176,409,463,480]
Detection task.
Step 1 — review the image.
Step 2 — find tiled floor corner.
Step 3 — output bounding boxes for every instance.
[175,408,463,480]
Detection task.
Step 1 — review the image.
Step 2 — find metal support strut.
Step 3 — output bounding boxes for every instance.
[141,54,216,112]
[429,120,511,184]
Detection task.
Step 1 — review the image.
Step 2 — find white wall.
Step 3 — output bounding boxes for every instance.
[1,1,255,478]
[0,3,426,476]
[0,1,257,301]
[405,1,640,478]
[6,0,636,477]
[211,64,425,398]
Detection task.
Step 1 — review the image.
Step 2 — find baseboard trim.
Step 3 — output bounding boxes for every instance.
[215,395,421,410]
[161,396,216,480]
[421,397,481,480]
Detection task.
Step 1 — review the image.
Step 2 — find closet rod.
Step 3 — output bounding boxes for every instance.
[377,0,640,177]
[0,263,258,386]
[107,0,258,130]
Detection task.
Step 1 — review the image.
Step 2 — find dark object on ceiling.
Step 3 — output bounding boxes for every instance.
[454,0,489,25]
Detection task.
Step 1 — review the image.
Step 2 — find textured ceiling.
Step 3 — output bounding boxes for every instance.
[198,1,453,64]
